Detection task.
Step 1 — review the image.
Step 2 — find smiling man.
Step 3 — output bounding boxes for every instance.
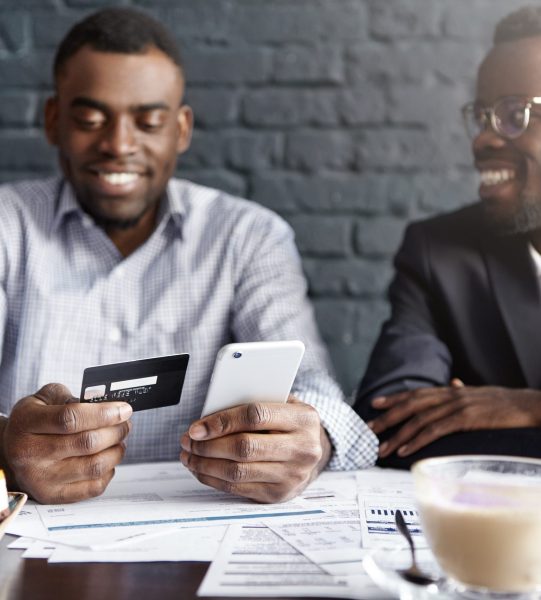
[0,8,376,504]
[355,6,541,467]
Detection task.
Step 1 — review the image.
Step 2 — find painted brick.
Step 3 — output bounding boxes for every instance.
[150,1,234,43]
[187,88,239,128]
[0,54,54,88]
[225,131,283,171]
[286,130,356,172]
[181,169,246,198]
[304,258,393,298]
[0,133,56,170]
[313,299,357,343]
[355,216,406,258]
[183,47,272,85]
[347,40,483,87]
[369,0,443,40]
[338,87,387,125]
[289,216,352,257]
[65,0,131,6]
[231,0,368,43]
[416,172,479,215]
[0,13,29,53]
[243,89,341,127]
[181,130,224,168]
[326,340,371,397]
[442,0,524,42]
[355,299,391,342]
[0,93,36,127]
[273,44,344,84]
[251,172,420,216]
[356,129,442,169]
[33,13,80,49]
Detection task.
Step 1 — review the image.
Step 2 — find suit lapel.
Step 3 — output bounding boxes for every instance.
[483,233,541,388]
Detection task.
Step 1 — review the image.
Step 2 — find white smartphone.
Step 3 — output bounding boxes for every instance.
[200,340,305,417]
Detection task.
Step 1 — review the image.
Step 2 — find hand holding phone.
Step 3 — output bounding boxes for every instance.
[182,340,332,504]
[200,341,305,417]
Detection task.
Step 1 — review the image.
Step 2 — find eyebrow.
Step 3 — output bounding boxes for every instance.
[70,97,171,113]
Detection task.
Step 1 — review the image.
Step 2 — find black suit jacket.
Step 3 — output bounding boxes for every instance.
[354,202,541,467]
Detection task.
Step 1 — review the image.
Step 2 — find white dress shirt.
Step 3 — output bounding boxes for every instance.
[0,177,377,469]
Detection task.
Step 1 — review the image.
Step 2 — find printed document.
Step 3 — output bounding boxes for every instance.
[198,523,385,598]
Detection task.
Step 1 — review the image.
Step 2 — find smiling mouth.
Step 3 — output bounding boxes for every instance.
[479,169,516,187]
[97,172,140,186]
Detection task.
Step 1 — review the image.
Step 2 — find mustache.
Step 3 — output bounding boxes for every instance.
[474,149,520,163]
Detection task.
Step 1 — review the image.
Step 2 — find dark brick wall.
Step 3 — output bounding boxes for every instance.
[0,0,532,394]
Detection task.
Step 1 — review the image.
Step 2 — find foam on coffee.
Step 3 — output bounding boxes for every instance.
[418,470,541,592]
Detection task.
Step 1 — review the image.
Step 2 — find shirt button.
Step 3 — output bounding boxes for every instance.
[108,327,121,343]
[114,266,125,278]
[81,215,94,229]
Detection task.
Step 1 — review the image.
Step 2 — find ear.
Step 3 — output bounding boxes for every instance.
[44,96,59,146]
[176,104,193,154]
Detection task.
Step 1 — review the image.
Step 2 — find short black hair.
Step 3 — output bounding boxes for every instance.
[53,7,184,80]
[494,6,541,45]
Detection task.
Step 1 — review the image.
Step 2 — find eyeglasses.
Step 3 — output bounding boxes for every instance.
[461,96,541,140]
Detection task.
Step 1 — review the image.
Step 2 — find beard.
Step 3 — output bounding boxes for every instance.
[92,213,145,230]
[486,192,541,236]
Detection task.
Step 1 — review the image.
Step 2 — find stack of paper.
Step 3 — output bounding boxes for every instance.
[5,462,425,598]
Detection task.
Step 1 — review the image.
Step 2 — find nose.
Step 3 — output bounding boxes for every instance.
[97,116,138,157]
[472,122,507,155]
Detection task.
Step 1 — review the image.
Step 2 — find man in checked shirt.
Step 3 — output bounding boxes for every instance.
[0,8,377,504]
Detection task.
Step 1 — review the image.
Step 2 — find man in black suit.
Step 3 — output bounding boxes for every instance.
[355,6,541,468]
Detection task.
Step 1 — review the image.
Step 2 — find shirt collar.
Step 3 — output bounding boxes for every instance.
[52,178,186,235]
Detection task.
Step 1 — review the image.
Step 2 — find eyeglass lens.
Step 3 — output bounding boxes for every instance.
[467,97,529,139]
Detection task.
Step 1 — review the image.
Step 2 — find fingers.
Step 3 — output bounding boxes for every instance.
[188,472,299,503]
[33,422,131,461]
[4,385,133,504]
[181,402,325,503]
[368,388,454,434]
[180,452,284,485]
[390,412,471,457]
[188,401,320,441]
[11,394,132,435]
[33,466,118,505]
[49,444,126,487]
[378,401,462,458]
[181,430,322,465]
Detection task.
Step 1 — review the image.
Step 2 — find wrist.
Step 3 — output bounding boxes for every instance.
[315,425,332,475]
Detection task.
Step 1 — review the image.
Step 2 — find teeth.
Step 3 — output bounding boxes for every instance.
[99,172,139,185]
[479,169,515,187]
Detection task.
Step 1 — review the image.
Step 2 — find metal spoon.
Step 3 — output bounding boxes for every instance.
[394,509,437,586]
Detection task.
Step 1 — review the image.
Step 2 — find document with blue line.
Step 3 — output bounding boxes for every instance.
[33,462,326,538]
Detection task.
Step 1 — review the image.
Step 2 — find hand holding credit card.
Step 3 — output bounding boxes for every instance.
[80,354,190,412]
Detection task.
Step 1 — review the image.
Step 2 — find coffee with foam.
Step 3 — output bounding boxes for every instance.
[413,457,541,593]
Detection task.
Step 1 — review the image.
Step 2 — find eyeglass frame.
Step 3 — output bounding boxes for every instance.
[461,95,541,140]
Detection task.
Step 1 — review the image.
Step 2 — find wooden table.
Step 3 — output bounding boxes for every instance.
[0,534,347,600]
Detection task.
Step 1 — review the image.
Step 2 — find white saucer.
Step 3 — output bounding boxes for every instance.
[363,547,541,600]
[362,546,451,600]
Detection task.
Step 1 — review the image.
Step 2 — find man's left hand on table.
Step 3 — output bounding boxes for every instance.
[368,382,541,458]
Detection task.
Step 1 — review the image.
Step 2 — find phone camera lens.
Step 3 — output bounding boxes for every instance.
[233,352,242,358]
